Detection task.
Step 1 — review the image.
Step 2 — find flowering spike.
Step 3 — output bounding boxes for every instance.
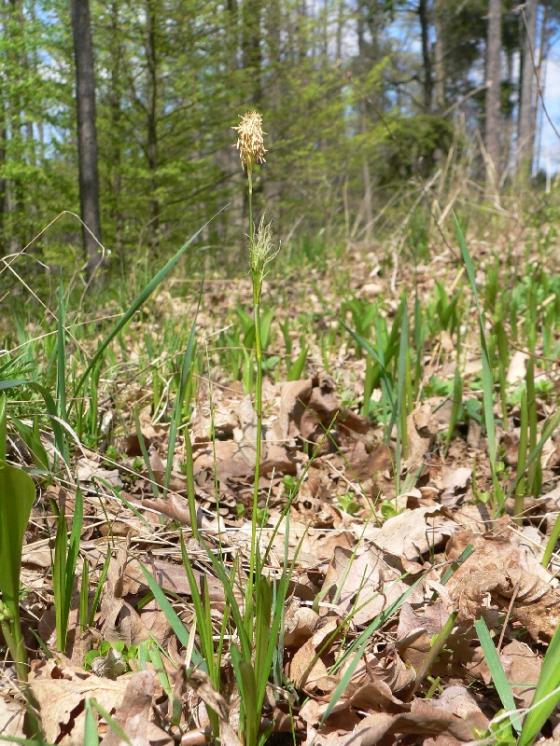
[233,110,267,171]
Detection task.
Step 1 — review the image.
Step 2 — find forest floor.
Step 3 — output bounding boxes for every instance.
[1,217,560,746]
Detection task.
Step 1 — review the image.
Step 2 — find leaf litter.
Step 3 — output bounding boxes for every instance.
[2,246,560,745]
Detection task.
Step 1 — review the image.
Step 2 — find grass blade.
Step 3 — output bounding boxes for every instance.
[519,623,560,745]
[474,617,521,733]
[84,699,99,746]
[140,562,199,662]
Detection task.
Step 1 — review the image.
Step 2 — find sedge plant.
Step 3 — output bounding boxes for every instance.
[232,111,288,745]
[233,111,278,614]
[148,114,285,746]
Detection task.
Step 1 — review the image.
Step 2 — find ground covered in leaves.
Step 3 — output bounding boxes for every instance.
[2,230,560,745]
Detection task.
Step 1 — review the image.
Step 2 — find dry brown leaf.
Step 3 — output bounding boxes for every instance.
[351,647,416,695]
[323,546,408,626]
[284,602,319,647]
[507,350,529,383]
[446,527,560,641]
[76,456,123,488]
[288,619,339,691]
[311,695,483,745]
[370,506,455,572]
[0,695,25,738]
[404,409,432,472]
[101,670,172,746]
[29,659,130,745]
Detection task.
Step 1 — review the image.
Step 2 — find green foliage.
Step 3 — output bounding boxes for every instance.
[0,396,36,683]
[376,114,455,184]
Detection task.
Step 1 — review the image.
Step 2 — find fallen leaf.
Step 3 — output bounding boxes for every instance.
[29,659,131,745]
[76,456,123,488]
[323,546,408,626]
[101,670,172,745]
[289,619,339,692]
[446,527,560,641]
[370,507,455,572]
[0,695,25,738]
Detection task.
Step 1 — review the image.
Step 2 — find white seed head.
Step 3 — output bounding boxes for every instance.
[233,110,267,171]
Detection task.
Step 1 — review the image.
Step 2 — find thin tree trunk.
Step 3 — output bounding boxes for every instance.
[503,47,515,173]
[264,0,280,110]
[7,0,25,250]
[530,0,550,171]
[433,0,445,110]
[70,0,103,275]
[335,0,344,60]
[109,0,123,261]
[534,2,550,172]
[0,80,6,253]
[145,0,160,251]
[517,0,537,178]
[242,0,262,104]
[485,0,501,187]
[418,0,433,112]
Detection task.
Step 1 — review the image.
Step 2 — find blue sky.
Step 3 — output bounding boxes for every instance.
[540,52,560,173]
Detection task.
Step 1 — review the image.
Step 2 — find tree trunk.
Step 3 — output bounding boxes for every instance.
[109,0,123,261]
[0,81,6,253]
[242,0,262,104]
[145,0,160,251]
[517,0,537,179]
[335,0,345,60]
[418,0,433,112]
[485,0,501,187]
[433,0,445,110]
[6,0,25,251]
[70,0,103,275]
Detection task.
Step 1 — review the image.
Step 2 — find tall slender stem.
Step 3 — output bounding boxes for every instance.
[250,298,263,590]
[248,168,254,243]
[246,164,263,629]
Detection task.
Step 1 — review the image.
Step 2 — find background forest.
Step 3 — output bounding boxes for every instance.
[1,0,558,273]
